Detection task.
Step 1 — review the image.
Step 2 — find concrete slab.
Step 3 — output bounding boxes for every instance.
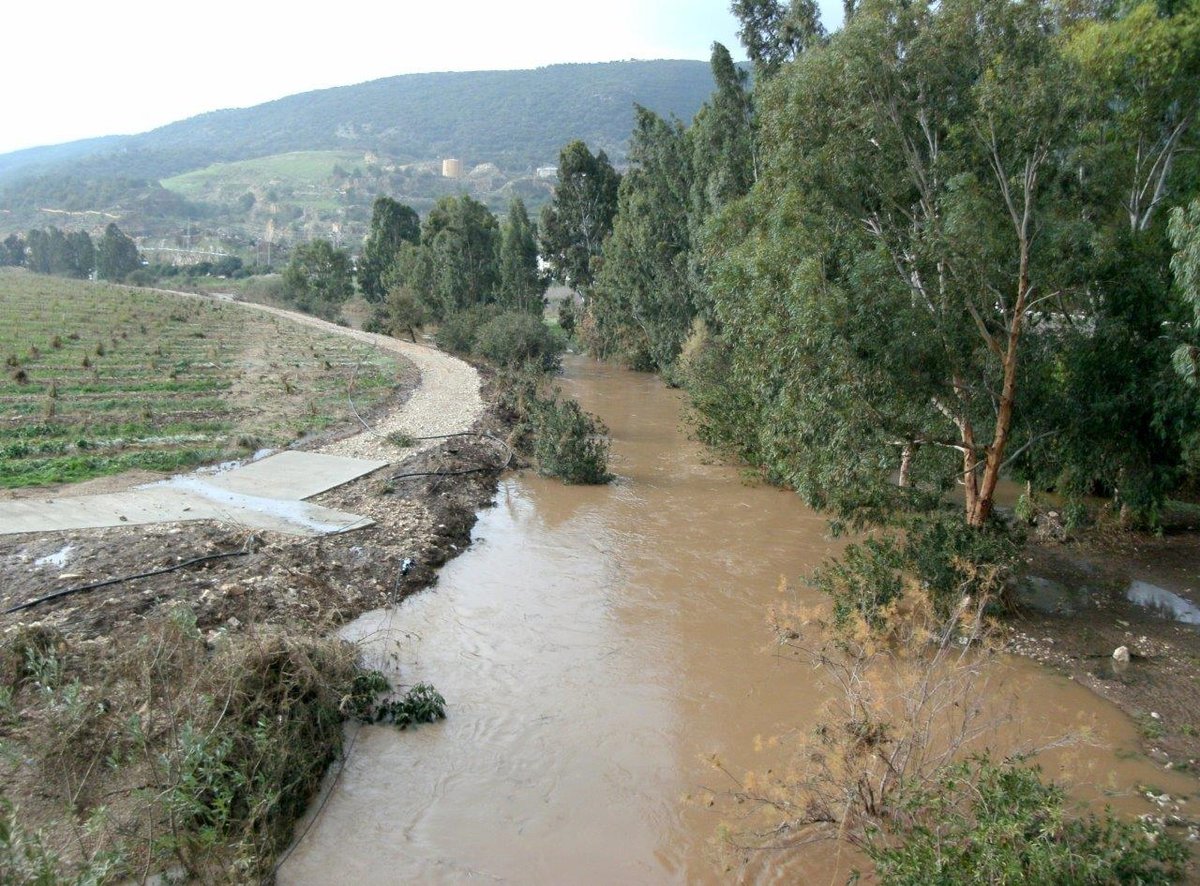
[0,451,387,538]
[203,451,387,500]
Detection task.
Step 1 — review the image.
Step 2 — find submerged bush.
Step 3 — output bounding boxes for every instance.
[494,366,611,484]
[811,511,1022,632]
[531,395,612,485]
[867,756,1188,885]
[809,536,904,631]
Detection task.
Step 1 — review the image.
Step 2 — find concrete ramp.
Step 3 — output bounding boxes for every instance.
[0,452,387,538]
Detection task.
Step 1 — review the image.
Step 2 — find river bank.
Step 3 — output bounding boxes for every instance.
[0,297,510,879]
[1008,524,1200,772]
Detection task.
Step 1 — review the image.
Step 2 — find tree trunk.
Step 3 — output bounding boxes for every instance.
[967,237,1031,528]
[898,442,916,489]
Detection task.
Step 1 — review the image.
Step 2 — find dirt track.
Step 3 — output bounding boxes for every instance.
[0,291,504,641]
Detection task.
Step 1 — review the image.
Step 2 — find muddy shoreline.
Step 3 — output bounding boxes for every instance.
[0,362,511,878]
[1007,527,1200,774]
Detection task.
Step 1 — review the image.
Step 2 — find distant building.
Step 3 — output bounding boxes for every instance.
[536,166,558,180]
[442,158,463,179]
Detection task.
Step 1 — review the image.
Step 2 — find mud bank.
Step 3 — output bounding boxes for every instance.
[1008,529,1200,771]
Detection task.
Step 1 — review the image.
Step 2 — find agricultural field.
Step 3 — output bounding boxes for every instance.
[161,150,365,212]
[0,269,408,488]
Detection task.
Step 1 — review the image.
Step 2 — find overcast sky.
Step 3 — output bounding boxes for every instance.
[2,0,843,156]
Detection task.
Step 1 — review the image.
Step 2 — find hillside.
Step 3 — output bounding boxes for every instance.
[0,61,718,188]
[0,59,720,257]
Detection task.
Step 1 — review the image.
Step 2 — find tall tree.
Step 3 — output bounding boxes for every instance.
[497,198,546,314]
[66,230,95,279]
[689,42,757,224]
[422,195,500,316]
[731,0,825,78]
[589,108,695,371]
[0,234,24,267]
[96,223,140,281]
[283,239,354,319]
[538,141,620,292]
[358,196,421,302]
[700,0,1087,529]
[25,229,50,274]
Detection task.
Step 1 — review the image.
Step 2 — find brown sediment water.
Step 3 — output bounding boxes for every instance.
[279,357,1194,884]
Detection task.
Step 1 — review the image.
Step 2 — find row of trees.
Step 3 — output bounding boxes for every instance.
[545,0,1200,532]
[283,194,548,323]
[0,223,142,282]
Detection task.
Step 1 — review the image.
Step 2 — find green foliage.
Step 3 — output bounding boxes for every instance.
[0,798,120,885]
[375,683,448,729]
[588,107,696,372]
[423,195,501,317]
[903,512,1022,616]
[348,672,447,729]
[95,223,139,282]
[866,756,1188,885]
[811,511,1020,630]
[530,394,612,485]
[282,238,353,319]
[435,306,496,355]
[1169,198,1200,386]
[494,366,612,484]
[689,44,757,227]
[538,141,621,291]
[497,198,547,314]
[474,311,566,369]
[810,536,904,631]
[379,286,426,342]
[358,196,420,302]
[732,0,825,78]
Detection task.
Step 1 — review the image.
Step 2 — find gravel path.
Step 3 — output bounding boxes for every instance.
[224,301,485,462]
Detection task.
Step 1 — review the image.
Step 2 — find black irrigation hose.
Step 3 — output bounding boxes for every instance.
[387,432,514,483]
[4,550,250,615]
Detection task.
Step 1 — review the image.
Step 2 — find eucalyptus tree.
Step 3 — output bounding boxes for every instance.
[589,108,695,371]
[538,141,620,292]
[96,223,140,282]
[702,0,1088,528]
[423,194,500,316]
[497,198,546,314]
[731,0,825,78]
[282,238,353,318]
[358,196,420,302]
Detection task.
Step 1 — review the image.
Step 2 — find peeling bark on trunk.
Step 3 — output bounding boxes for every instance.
[898,442,916,489]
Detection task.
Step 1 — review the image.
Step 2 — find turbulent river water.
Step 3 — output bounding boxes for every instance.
[279,357,1193,884]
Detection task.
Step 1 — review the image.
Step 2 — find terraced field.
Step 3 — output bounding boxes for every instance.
[0,269,408,488]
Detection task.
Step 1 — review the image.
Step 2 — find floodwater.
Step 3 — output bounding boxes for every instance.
[280,358,1194,884]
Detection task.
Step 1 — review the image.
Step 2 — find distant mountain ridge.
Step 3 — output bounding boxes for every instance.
[0,60,720,188]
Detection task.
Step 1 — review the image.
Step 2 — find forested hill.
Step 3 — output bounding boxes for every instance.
[0,60,719,186]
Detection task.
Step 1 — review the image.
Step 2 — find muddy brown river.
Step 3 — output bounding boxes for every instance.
[279,357,1194,884]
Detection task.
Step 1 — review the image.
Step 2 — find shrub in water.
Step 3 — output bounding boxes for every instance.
[866,756,1187,885]
[531,395,612,485]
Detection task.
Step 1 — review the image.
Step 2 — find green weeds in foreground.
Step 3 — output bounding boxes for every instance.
[0,616,447,881]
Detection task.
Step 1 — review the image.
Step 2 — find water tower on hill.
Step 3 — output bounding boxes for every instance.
[442,158,463,179]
